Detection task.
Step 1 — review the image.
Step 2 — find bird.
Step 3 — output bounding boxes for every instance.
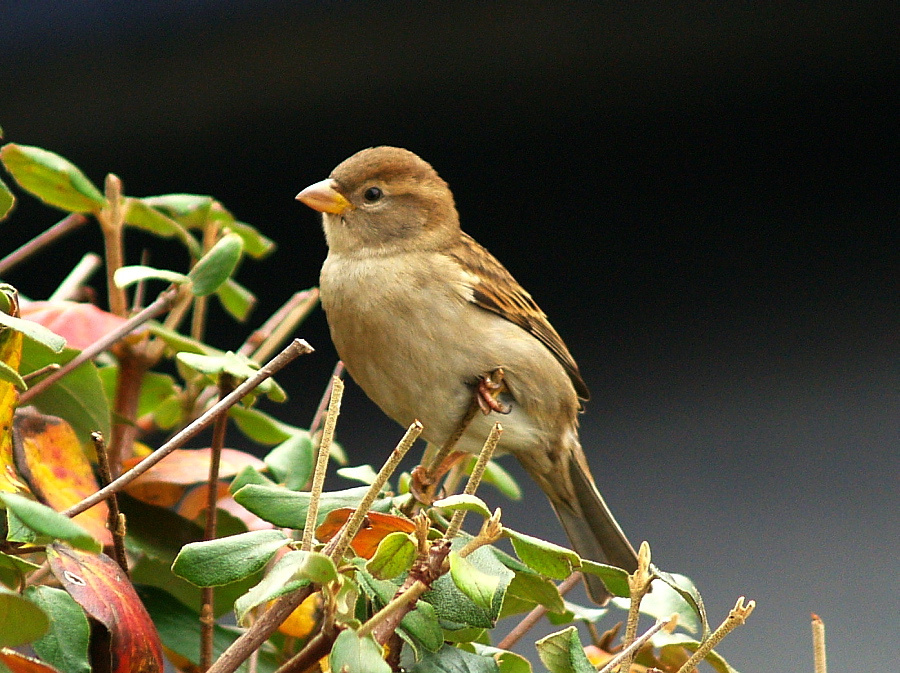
[296,146,638,602]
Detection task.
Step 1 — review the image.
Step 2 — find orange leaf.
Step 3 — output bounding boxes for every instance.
[13,409,111,545]
[276,591,322,639]
[316,508,417,558]
[47,544,163,673]
[20,301,132,351]
[0,291,26,495]
[0,649,62,673]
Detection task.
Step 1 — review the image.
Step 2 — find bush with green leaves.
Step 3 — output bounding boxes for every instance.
[0,132,753,673]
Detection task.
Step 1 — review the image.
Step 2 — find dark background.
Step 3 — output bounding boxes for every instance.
[3,2,897,670]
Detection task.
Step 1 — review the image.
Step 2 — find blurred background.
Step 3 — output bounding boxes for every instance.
[2,1,897,670]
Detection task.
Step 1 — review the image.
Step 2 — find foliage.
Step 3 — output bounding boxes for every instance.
[0,137,753,673]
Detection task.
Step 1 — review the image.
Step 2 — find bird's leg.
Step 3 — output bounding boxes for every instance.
[477,367,511,415]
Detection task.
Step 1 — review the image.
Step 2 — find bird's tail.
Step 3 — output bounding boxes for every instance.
[520,445,639,604]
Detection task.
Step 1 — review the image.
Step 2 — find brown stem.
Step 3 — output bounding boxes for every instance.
[108,348,153,476]
[239,288,320,363]
[63,339,313,518]
[92,432,128,575]
[274,625,337,673]
[99,174,127,317]
[301,377,343,551]
[497,572,582,650]
[19,288,178,405]
[0,213,88,275]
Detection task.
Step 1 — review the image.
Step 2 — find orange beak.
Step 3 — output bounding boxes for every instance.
[296,179,352,214]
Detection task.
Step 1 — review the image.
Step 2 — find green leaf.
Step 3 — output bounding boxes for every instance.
[0,310,66,353]
[651,567,709,639]
[504,529,581,581]
[223,219,276,259]
[0,585,49,647]
[20,340,111,443]
[608,573,701,634]
[336,464,379,486]
[114,265,189,289]
[535,626,595,673]
[188,233,243,296]
[546,600,608,626]
[0,176,14,221]
[139,585,280,673]
[651,631,741,673]
[0,552,41,589]
[230,405,294,444]
[0,144,104,213]
[233,484,390,529]
[0,359,25,390]
[24,585,91,673]
[449,551,502,612]
[504,571,565,615]
[1,492,100,552]
[480,460,522,500]
[264,432,314,490]
[330,628,391,673]
[141,193,214,228]
[172,530,291,587]
[176,350,284,401]
[124,197,201,256]
[472,644,532,673]
[234,550,336,623]
[579,560,630,599]
[365,531,416,580]
[432,494,492,518]
[215,277,256,321]
[410,644,500,673]
[146,321,218,355]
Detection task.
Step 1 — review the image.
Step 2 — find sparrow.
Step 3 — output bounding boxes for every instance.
[297,146,638,602]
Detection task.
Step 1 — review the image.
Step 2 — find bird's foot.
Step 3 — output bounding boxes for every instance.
[410,451,468,505]
[477,367,511,415]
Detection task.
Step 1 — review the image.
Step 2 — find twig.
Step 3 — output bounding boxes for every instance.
[240,288,320,364]
[675,597,755,673]
[0,213,88,275]
[200,373,236,671]
[301,377,344,552]
[444,422,502,540]
[618,541,654,673]
[99,174,128,317]
[273,625,336,673]
[62,339,312,518]
[812,613,827,673]
[497,572,582,650]
[49,253,103,301]
[92,432,128,575]
[20,287,178,404]
[325,421,422,562]
[597,617,674,673]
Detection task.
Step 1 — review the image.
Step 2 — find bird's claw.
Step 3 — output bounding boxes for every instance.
[477,368,511,415]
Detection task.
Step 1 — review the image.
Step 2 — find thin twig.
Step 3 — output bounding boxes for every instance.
[301,377,344,551]
[325,421,423,562]
[675,597,755,673]
[444,422,502,540]
[273,624,336,673]
[812,613,827,673]
[49,253,103,301]
[99,174,128,317]
[20,288,178,405]
[240,288,320,364]
[618,541,654,673]
[597,617,674,673]
[200,374,236,671]
[92,432,128,575]
[62,339,312,518]
[0,213,88,275]
[497,572,582,650]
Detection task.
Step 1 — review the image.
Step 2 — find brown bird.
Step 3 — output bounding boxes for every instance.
[297,146,638,602]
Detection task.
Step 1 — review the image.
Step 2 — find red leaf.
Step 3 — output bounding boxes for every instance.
[316,508,417,558]
[47,545,163,673]
[20,301,133,351]
[0,649,62,673]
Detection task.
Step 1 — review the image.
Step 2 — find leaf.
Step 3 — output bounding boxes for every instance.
[222,219,275,259]
[233,484,391,529]
[608,574,701,634]
[410,644,500,673]
[330,629,391,673]
[113,265,189,289]
[504,529,581,581]
[0,144,104,213]
[0,295,25,494]
[0,649,62,673]
[365,531,417,579]
[234,550,336,623]
[433,494,492,518]
[650,630,741,673]
[215,278,256,322]
[19,340,111,444]
[123,197,200,256]
[535,626,595,673]
[316,508,417,558]
[47,544,164,673]
[263,431,314,490]
[1,492,100,551]
[188,233,243,296]
[503,571,565,615]
[471,645,532,673]
[229,405,294,445]
[24,585,91,673]
[449,551,503,612]
[336,464,379,486]
[20,301,128,351]
[172,530,290,587]
[140,194,214,228]
[0,176,14,220]
[98,368,178,419]
[0,310,66,353]
[277,591,323,640]
[176,351,283,400]
[0,585,49,647]
[651,567,709,639]
[138,585,280,673]
[579,560,631,599]
[12,410,111,545]
[546,600,608,626]
[480,460,522,500]
[0,552,40,589]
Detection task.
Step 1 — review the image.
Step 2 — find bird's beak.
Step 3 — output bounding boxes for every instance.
[296,179,353,214]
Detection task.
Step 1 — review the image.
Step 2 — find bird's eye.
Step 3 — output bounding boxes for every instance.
[363,186,383,202]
